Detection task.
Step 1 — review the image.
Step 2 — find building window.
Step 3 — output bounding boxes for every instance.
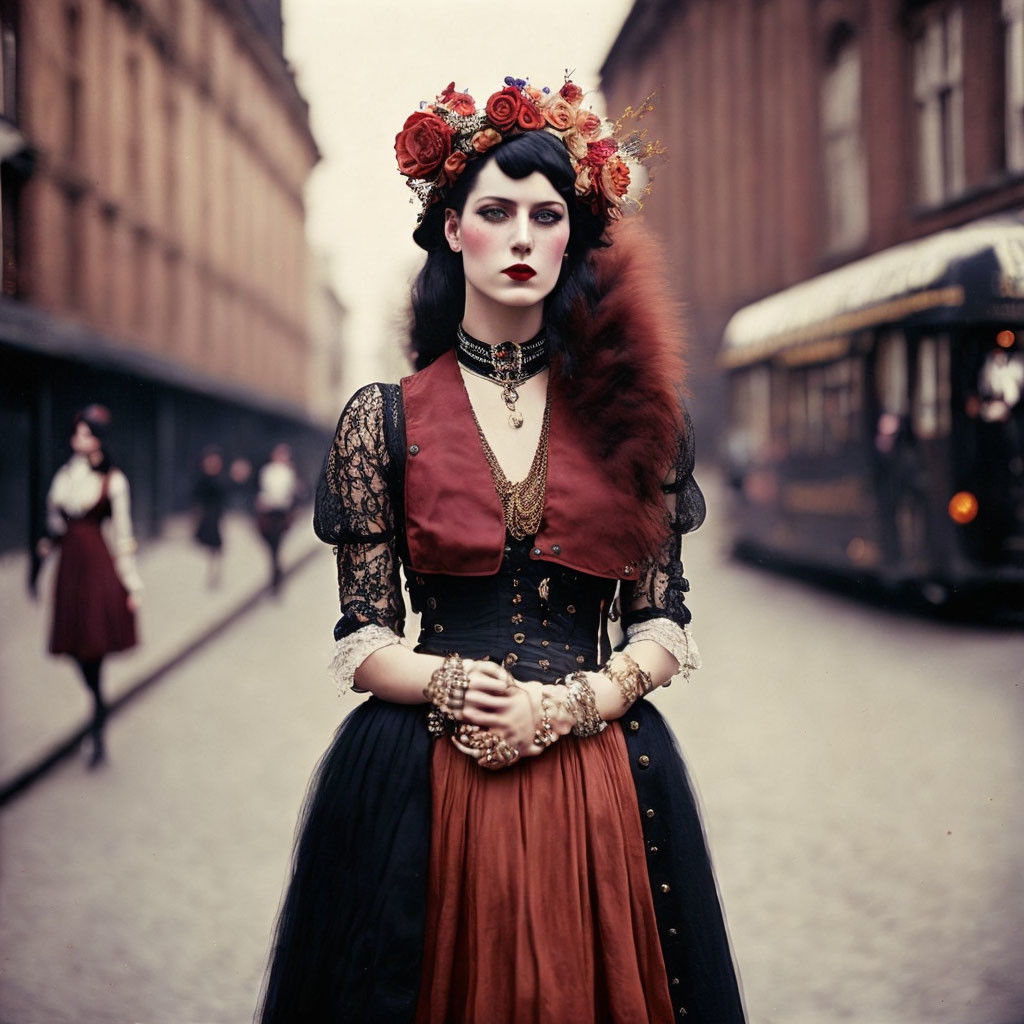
[913,5,965,206]
[821,25,868,253]
[163,89,178,232]
[1,164,21,297]
[0,0,17,122]
[65,191,83,309]
[126,54,141,197]
[1005,0,1024,172]
[64,6,81,161]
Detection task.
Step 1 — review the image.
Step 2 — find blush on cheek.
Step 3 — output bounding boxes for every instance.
[539,228,570,259]
[460,222,497,256]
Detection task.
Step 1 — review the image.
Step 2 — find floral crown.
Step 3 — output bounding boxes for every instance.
[395,75,661,232]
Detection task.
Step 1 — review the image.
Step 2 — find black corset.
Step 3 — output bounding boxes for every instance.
[410,534,617,682]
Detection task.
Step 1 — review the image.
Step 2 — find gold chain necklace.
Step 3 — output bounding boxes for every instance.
[468,396,551,540]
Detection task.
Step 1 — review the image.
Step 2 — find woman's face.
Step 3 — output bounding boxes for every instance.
[445,160,570,317]
[70,421,101,456]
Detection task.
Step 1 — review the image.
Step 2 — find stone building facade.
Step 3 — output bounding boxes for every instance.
[601,0,1024,442]
[0,0,325,551]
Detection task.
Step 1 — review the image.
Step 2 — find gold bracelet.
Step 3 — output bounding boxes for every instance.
[533,693,558,748]
[560,671,606,738]
[601,651,654,708]
[423,653,468,714]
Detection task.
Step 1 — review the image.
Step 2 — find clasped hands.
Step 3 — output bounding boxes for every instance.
[429,657,572,771]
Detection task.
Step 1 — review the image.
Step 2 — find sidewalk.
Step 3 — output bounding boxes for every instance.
[0,508,322,803]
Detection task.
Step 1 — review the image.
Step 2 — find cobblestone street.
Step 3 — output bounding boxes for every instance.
[1,481,1022,1024]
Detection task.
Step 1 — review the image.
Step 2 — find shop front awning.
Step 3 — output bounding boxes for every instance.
[721,212,1024,368]
[0,296,322,428]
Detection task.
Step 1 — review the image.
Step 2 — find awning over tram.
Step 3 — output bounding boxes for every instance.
[721,212,1024,368]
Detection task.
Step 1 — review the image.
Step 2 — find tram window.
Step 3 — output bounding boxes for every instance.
[876,330,909,416]
[771,366,788,451]
[788,371,809,453]
[808,368,825,453]
[915,334,951,438]
[728,367,772,464]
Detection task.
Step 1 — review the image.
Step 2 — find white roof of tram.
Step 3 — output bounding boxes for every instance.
[721,212,1024,367]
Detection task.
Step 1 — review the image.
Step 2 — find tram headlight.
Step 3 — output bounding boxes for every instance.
[948,491,978,524]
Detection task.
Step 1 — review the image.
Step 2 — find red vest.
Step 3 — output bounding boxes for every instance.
[401,350,663,580]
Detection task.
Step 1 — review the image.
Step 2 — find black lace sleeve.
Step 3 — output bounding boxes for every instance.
[314,384,405,639]
[621,407,706,629]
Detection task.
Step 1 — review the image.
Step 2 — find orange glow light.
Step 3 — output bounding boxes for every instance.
[996,330,1015,348]
[948,491,978,524]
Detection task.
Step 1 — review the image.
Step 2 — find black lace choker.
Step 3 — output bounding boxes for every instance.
[455,324,548,429]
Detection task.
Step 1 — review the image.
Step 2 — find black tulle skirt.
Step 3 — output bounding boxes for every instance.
[258,698,745,1024]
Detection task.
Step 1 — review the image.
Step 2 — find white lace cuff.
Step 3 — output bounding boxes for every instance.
[625,619,702,682]
[328,623,403,695]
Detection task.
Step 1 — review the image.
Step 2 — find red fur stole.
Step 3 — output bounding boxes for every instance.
[555,219,689,558]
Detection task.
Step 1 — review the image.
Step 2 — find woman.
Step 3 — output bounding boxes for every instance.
[193,445,227,589]
[260,77,744,1024]
[39,404,141,767]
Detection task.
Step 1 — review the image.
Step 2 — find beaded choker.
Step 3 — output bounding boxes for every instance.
[455,324,548,429]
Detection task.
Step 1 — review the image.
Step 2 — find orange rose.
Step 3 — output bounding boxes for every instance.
[485,87,521,131]
[542,97,575,131]
[395,111,453,178]
[517,98,545,131]
[576,110,602,140]
[471,127,503,153]
[560,82,584,108]
[441,151,468,186]
[599,156,631,200]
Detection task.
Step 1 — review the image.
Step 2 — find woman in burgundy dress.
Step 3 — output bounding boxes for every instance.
[260,77,744,1023]
[39,404,141,767]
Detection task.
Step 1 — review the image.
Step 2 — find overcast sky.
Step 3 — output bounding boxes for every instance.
[281,0,635,388]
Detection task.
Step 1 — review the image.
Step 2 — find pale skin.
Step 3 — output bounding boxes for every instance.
[355,160,678,761]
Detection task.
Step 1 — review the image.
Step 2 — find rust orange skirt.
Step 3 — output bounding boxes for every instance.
[415,723,674,1024]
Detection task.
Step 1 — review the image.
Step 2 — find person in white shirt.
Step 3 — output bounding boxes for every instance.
[255,443,300,594]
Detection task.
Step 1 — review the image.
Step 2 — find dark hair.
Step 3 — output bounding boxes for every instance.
[408,131,608,373]
[72,403,115,472]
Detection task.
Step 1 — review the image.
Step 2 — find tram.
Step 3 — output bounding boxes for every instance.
[720,212,1024,602]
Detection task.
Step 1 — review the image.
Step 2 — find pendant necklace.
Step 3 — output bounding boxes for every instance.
[456,323,548,429]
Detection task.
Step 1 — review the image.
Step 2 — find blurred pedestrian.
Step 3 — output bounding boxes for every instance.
[255,443,300,594]
[37,404,141,768]
[259,77,743,1023]
[193,445,227,588]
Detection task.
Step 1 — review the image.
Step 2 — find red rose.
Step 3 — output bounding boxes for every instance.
[585,138,618,167]
[395,111,453,178]
[485,86,521,132]
[439,81,476,116]
[560,82,583,107]
[517,98,545,131]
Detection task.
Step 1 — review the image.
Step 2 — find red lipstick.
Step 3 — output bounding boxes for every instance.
[502,264,536,281]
